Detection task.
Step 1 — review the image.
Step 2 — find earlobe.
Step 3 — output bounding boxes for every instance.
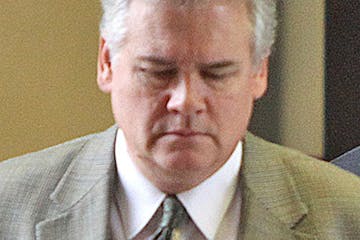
[97,37,113,93]
[252,57,269,100]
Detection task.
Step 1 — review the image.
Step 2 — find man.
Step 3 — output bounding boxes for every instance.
[332,146,360,176]
[1,0,360,239]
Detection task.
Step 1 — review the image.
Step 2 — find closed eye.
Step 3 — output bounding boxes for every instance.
[199,61,240,81]
[136,66,178,88]
[200,69,238,80]
[148,68,178,79]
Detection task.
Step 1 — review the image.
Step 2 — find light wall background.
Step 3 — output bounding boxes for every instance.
[278,1,325,157]
[0,1,325,161]
[0,0,114,161]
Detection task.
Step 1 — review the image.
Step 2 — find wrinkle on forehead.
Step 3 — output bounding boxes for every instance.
[135,0,250,31]
[126,0,252,65]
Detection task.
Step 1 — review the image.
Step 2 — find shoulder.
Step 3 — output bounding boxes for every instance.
[0,125,118,235]
[247,133,360,195]
[0,133,94,183]
[245,133,360,236]
[0,131,98,219]
[0,125,118,180]
[332,146,360,176]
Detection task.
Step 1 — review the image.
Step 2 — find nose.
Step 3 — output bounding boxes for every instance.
[166,74,206,115]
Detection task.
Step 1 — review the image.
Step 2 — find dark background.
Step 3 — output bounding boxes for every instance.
[325,0,360,159]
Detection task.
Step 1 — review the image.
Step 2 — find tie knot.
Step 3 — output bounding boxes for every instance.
[151,195,187,240]
[160,195,186,229]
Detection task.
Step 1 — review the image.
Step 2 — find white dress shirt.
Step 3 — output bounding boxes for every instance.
[111,130,242,240]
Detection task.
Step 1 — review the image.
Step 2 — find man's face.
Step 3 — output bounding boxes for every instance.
[98,0,268,193]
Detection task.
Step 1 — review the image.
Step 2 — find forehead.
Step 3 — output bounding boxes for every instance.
[127,0,250,31]
[124,0,253,63]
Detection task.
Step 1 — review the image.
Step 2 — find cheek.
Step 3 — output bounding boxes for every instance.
[213,92,254,137]
[112,86,168,129]
[111,67,171,123]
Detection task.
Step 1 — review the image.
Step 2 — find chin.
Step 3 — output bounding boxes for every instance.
[157,151,213,173]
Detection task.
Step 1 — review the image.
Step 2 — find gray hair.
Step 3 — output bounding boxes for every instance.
[99,0,277,66]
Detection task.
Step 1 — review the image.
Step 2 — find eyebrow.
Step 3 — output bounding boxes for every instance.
[136,56,176,66]
[199,60,241,69]
[136,56,241,70]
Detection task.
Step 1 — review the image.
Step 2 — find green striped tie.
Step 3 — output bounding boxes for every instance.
[151,195,186,240]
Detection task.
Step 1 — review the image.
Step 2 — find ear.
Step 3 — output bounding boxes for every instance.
[251,57,269,100]
[97,37,112,93]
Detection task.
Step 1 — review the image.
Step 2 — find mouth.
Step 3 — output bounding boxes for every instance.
[152,128,216,148]
[163,129,207,137]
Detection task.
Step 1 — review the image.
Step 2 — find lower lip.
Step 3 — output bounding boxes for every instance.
[167,132,203,137]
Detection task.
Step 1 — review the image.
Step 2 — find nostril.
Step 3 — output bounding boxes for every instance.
[166,78,207,114]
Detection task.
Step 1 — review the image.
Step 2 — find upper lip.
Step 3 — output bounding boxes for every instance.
[165,129,205,137]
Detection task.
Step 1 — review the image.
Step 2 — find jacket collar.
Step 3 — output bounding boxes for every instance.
[36,125,119,240]
[238,133,315,239]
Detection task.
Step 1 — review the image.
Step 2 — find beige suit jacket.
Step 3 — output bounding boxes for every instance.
[1,125,360,239]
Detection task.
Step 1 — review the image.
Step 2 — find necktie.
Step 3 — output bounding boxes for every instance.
[151,195,186,240]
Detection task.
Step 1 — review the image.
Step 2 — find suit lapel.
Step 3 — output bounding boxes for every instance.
[35,125,121,240]
[238,133,316,239]
[238,184,297,239]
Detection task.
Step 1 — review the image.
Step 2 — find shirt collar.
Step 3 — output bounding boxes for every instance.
[115,129,242,239]
[115,130,166,239]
